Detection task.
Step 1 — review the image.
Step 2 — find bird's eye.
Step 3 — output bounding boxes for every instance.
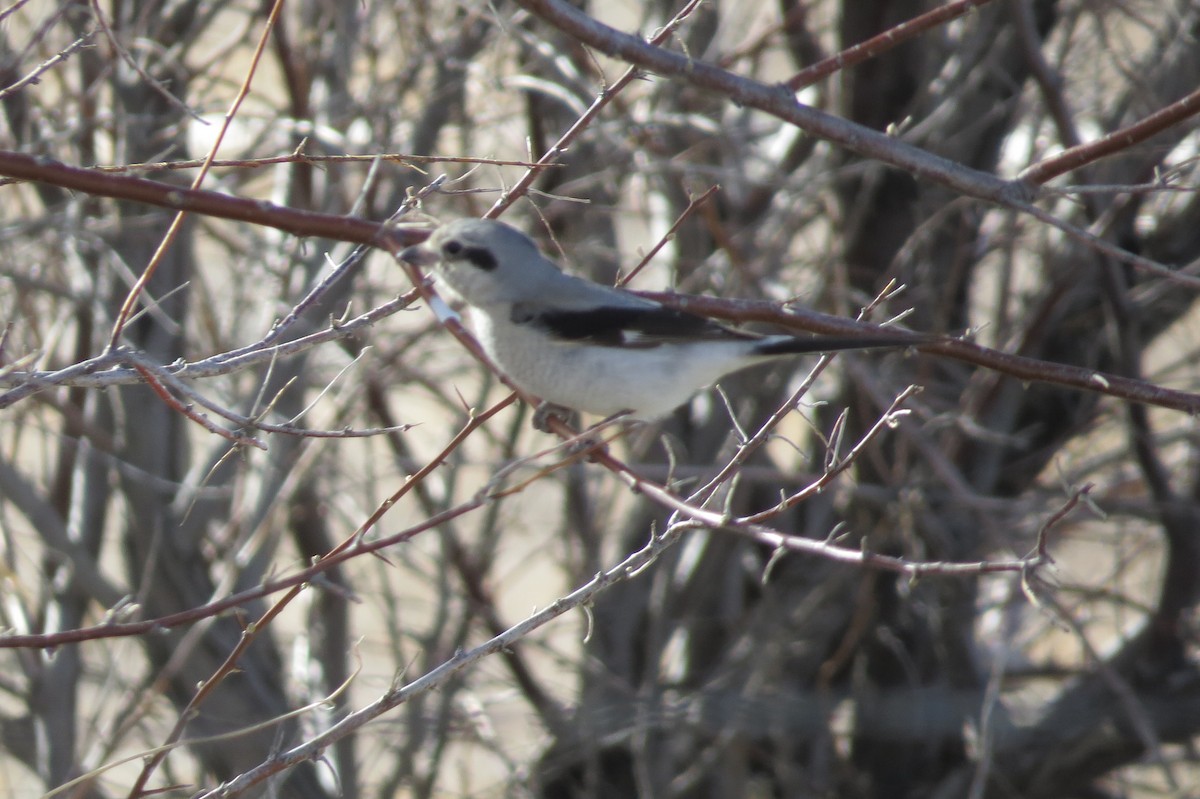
[442,240,463,257]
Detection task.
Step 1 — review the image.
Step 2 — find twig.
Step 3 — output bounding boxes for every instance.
[93,153,557,173]
[680,283,909,509]
[0,30,94,102]
[1011,197,1200,289]
[45,669,359,799]
[618,185,720,287]
[1034,581,1182,794]
[487,0,707,217]
[1008,0,1081,157]
[191,525,686,798]
[129,361,266,451]
[129,350,413,440]
[740,386,920,523]
[0,290,421,408]
[785,0,998,91]
[89,0,202,122]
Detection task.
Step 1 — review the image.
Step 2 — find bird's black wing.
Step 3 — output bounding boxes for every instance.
[511,302,757,349]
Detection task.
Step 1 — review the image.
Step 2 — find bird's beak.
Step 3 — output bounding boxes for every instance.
[400,243,438,267]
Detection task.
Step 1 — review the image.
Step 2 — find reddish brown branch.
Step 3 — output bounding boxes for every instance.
[786,0,998,90]
[130,362,266,450]
[1020,87,1200,185]
[640,292,1200,415]
[0,150,411,249]
[514,0,1033,206]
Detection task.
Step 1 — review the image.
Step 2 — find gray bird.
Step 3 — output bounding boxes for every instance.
[401,219,923,425]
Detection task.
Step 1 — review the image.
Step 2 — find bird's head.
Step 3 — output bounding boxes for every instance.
[400,218,559,307]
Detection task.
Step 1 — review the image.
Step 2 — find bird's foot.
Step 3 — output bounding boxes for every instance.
[532,401,575,433]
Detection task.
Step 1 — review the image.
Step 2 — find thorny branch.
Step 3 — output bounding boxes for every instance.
[0,380,1076,652]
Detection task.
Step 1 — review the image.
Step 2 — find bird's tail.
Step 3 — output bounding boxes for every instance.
[752,333,929,356]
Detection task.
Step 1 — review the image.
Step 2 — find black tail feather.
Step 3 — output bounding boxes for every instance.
[751,333,930,357]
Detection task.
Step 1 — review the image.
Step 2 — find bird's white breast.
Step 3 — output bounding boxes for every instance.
[470,307,762,418]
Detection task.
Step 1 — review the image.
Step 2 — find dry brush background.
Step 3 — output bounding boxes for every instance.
[0,1,1199,797]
